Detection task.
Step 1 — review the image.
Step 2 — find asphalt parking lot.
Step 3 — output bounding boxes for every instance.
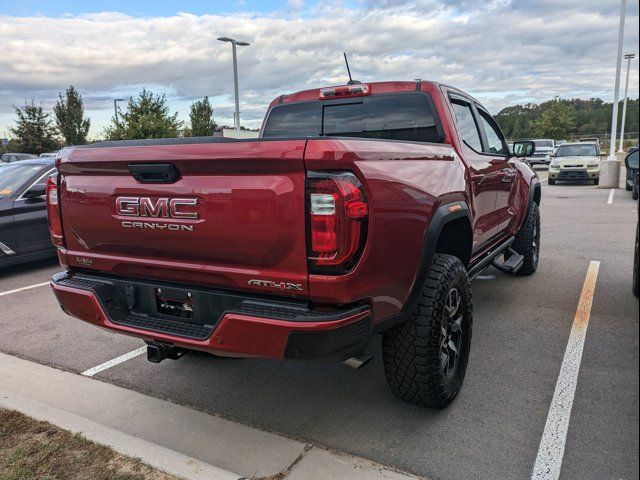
[1,168,638,480]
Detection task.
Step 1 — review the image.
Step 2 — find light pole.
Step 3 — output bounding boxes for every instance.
[618,53,636,152]
[608,0,626,160]
[600,0,627,188]
[217,37,250,134]
[113,98,125,123]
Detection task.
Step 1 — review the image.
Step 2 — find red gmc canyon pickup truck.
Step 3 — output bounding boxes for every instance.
[48,81,540,407]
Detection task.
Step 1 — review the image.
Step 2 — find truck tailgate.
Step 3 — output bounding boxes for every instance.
[56,140,309,297]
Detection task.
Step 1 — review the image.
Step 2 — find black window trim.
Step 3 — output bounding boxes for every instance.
[262,91,446,145]
[448,95,485,154]
[446,89,512,159]
[474,104,509,158]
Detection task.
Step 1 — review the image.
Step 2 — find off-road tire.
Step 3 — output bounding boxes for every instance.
[548,178,556,185]
[593,178,599,186]
[511,202,540,276]
[382,254,472,408]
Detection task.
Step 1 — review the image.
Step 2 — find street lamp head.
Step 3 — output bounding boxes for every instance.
[217,37,250,46]
[624,53,636,59]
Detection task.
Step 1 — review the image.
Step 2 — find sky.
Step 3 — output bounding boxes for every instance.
[0,0,638,139]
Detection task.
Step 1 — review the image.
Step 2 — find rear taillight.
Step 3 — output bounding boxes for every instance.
[46,176,64,247]
[307,171,368,274]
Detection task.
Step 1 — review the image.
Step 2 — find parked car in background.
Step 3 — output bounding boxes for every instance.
[0,159,57,268]
[0,153,38,163]
[526,139,555,165]
[624,148,640,200]
[548,142,601,185]
[625,147,638,200]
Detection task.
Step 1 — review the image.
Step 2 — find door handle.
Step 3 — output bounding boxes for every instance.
[128,163,180,183]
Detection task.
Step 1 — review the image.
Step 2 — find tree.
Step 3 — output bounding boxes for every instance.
[495,97,639,141]
[10,100,60,154]
[54,85,91,145]
[189,96,216,136]
[532,98,576,139]
[105,89,182,140]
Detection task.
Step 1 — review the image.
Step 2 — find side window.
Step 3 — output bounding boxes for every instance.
[34,170,55,188]
[477,109,507,156]
[451,100,482,152]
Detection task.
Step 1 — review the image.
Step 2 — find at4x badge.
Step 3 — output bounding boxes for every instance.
[248,279,304,291]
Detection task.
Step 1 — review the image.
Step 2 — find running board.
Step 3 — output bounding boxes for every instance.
[468,237,515,280]
[491,247,524,274]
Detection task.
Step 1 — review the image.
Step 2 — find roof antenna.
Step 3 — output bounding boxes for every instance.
[343,52,360,85]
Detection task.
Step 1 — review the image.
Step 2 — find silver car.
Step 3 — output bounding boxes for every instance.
[526,139,556,165]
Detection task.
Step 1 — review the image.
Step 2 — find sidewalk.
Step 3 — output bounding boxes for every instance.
[0,352,420,480]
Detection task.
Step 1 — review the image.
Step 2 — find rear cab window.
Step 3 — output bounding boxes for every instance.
[262,93,442,144]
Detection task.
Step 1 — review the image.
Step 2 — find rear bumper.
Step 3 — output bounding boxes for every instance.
[50,271,372,360]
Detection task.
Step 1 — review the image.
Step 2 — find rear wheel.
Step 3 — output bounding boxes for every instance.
[548,178,556,185]
[511,202,540,276]
[593,178,599,185]
[382,254,472,408]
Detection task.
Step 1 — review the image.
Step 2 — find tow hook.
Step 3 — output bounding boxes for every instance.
[146,342,186,363]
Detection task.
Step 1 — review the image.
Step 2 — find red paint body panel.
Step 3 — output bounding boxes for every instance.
[304,138,465,321]
[57,140,309,297]
[52,80,538,359]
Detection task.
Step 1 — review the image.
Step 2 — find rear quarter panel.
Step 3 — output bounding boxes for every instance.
[304,138,466,323]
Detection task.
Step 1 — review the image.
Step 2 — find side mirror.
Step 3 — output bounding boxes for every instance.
[511,141,535,158]
[625,150,639,169]
[23,184,46,199]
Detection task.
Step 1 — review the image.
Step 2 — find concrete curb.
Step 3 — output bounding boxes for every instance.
[0,391,239,480]
[0,352,421,480]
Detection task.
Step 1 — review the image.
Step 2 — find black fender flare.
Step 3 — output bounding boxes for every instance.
[524,177,542,223]
[373,200,472,333]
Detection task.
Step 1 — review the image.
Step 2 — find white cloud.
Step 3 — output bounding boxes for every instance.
[0,1,638,138]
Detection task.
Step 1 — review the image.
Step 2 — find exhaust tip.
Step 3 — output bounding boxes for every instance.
[343,355,373,370]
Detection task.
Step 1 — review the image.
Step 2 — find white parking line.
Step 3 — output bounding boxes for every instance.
[607,189,615,204]
[540,178,548,183]
[0,281,50,298]
[81,346,147,377]
[531,260,600,480]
